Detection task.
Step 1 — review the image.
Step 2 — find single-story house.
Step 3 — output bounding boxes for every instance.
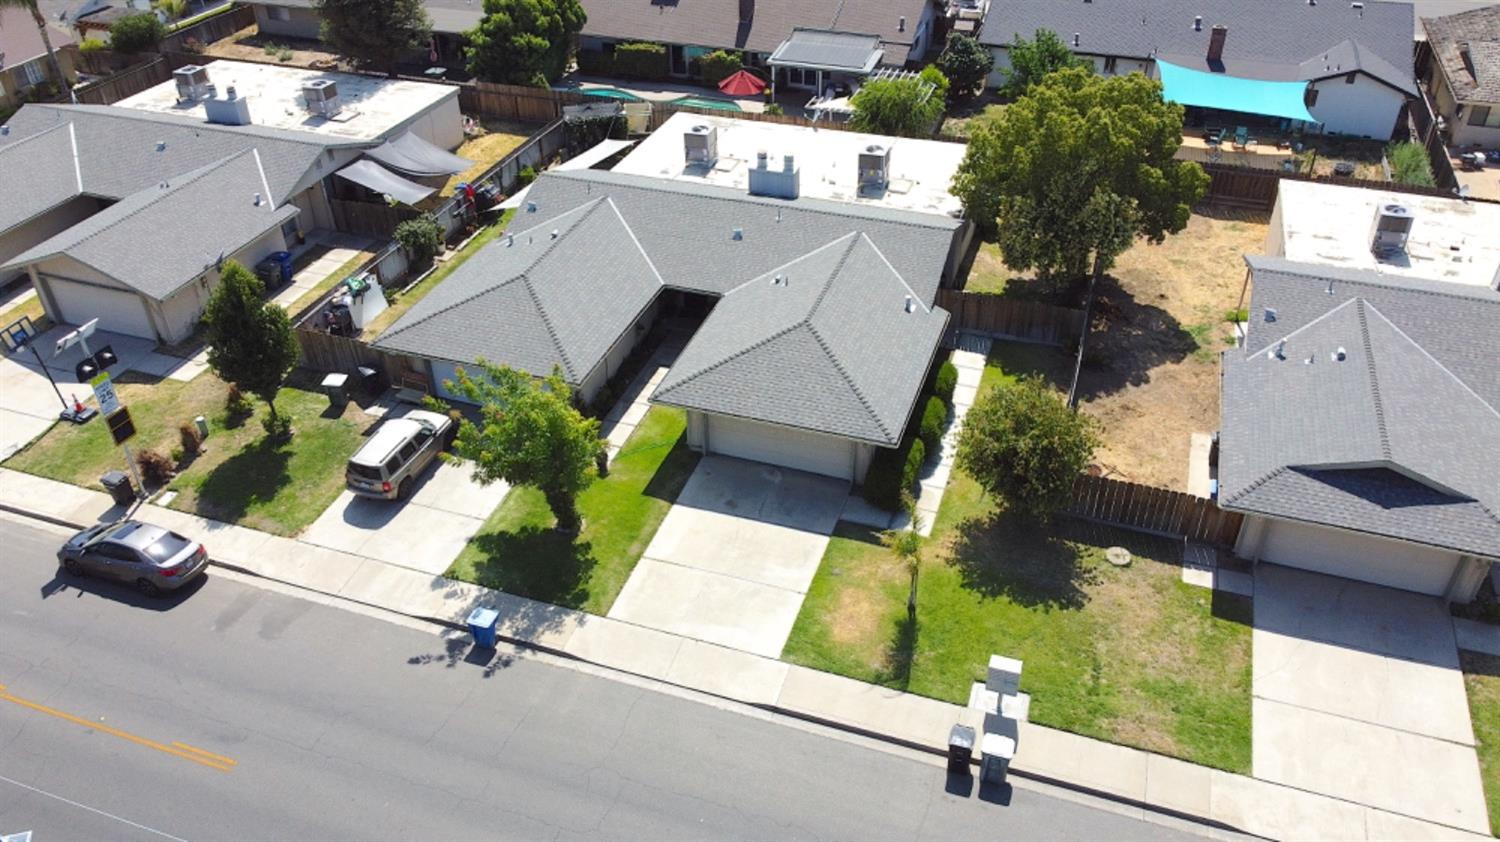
[374,163,964,484]
[977,0,1417,139]
[0,5,78,112]
[1219,255,1498,602]
[1421,5,1500,148]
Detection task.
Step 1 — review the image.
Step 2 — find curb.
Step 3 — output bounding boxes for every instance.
[1,502,1260,839]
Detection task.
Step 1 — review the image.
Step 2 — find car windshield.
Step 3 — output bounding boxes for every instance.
[142,532,192,562]
[348,462,383,481]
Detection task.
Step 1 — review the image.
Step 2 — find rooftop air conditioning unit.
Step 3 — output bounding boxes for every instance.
[858,143,891,189]
[1370,203,1414,256]
[684,123,718,164]
[302,79,341,117]
[173,64,212,102]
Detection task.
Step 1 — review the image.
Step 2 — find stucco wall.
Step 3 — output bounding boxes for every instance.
[577,299,660,405]
[1429,66,1500,148]
[1306,73,1407,139]
[0,197,103,287]
[385,91,464,151]
[252,4,323,41]
[984,46,1152,88]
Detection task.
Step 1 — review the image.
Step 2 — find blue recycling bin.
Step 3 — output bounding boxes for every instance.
[466,606,499,649]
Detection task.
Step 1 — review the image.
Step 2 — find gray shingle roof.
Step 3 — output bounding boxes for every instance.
[653,233,947,446]
[769,29,884,72]
[1423,5,1500,105]
[3,151,298,299]
[979,0,1414,92]
[375,198,664,382]
[377,168,959,444]
[1220,258,1500,558]
[519,169,960,301]
[0,122,82,234]
[0,103,357,240]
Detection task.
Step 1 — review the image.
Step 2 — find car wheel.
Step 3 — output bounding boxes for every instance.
[62,558,84,577]
[135,578,161,597]
[398,478,413,500]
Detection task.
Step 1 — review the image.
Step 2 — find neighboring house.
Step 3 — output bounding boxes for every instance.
[375,118,970,484]
[0,59,463,336]
[0,5,78,112]
[977,0,1417,139]
[1219,255,1498,602]
[1421,5,1500,147]
[1267,180,1500,292]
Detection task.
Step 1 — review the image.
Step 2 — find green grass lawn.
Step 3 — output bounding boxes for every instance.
[362,209,515,339]
[1462,651,1500,836]
[780,349,1254,772]
[446,406,700,615]
[0,287,50,335]
[4,372,366,536]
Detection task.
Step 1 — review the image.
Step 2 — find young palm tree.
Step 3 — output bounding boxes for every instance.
[2,0,68,96]
[881,493,926,620]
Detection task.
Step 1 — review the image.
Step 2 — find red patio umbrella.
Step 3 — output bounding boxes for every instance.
[718,69,768,97]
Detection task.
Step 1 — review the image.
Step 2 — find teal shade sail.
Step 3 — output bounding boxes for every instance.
[1157,60,1317,123]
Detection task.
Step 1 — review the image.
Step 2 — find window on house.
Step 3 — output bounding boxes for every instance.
[268,5,291,21]
[1103,56,1118,74]
[1468,105,1496,127]
[1304,87,1319,107]
[20,60,45,87]
[1345,72,1357,84]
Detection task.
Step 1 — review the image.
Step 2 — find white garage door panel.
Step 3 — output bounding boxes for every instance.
[1261,519,1459,596]
[708,415,853,481]
[429,361,475,405]
[49,280,154,339]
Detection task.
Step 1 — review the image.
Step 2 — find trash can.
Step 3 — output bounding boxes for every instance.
[980,732,1016,785]
[100,470,135,506]
[260,251,294,288]
[947,724,975,773]
[356,365,382,394]
[466,606,499,649]
[321,372,349,409]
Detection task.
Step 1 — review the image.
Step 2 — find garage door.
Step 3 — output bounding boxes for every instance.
[428,361,476,404]
[47,280,155,339]
[706,415,853,481]
[1260,519,1459,596]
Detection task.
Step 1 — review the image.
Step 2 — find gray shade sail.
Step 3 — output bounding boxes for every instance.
[365,131,473,178]
[335,159,435,205]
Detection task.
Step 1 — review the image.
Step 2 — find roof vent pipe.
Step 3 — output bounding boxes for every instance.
[732,227,743,241]
[1072,32,1081,47]
[1193,15,1202,31]
[1274,340,1286,359]
[898,16,906,32]
[904,295,915,313]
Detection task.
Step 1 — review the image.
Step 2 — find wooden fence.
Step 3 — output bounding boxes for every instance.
[160,5,256,53]
[70,56,174,105]
[458,81,592,123]
[1197,161,1477,211]
[294,329,395,374]
[328,200,417,239]
[1064,474,1245,546]
[934,289,1087,347]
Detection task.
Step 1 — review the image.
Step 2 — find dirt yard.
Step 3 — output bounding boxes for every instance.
[202,27,342,67]
[438,120,537,197]
[966,208,1269,489]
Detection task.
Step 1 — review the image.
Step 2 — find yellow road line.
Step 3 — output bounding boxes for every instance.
[0,689,234,772]
[171,741,238,766]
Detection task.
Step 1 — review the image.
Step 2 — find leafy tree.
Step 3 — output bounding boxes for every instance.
[698,49,742,88]
[956,375,1099,520]
[464,0,586,86]
[154,0,188,21]
[442,362,600,532]
[848,69,946,138]
[394,214,443,264]
[316,0,431,78]
[936,33,994,101]
[880,493,925,619]
[953,66,1209,281]
[1,0,67,86]
[998,29,1092,99]
[109,12,167,54]
[201,261,300,435]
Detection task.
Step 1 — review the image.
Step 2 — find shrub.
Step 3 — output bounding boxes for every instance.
[276,47,294,62]
[956,374,1099,519]
[862,436,926,511]
[934,360,958,404]
[1386,141,1436,187]
[136,449,175,488]
[764,103,784,116]
[180,36,203,54]
[178,422,202,457]
[612,41,668,80]
[518,165,538,188]
[395,214,443,265]
[261,412,293,440]
[918,396,947,452]
[903,438,926,496]
[698,49,742,88]
[78,37,108,53]
[1222,307,1249,324]
[109,13,166,54]
[576,50,612,76]
[225,384,253,416]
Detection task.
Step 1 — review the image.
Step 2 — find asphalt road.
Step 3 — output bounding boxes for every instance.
[0,518,1212,841]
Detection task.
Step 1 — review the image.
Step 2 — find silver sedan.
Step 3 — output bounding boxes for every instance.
[57,520,209,596]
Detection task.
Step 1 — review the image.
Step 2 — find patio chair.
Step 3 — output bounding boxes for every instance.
[1202,127,1224,147]
[1231,126,1251,151]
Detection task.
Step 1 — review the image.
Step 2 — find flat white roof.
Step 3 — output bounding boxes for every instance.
[115,60,456,141]
[612,112,966,217]
[1275,179,1500,289]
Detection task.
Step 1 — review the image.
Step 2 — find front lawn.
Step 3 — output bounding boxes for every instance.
[4,372,366,536]
[1462,651,1500,837]
[446,406,700,615]
[780,351,1254,772]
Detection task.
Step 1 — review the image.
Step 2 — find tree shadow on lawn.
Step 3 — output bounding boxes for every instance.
[188,435,292,523]
[879,614,919,692]
[466,526,598,610]
[947,509,1098,610]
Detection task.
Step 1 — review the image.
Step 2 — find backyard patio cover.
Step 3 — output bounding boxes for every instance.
[364,131,473,178]
[1157,60,1317,123]
[335,159,435,205]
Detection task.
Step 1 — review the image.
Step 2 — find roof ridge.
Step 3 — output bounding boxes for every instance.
[602,196,666,287]
[519,270,576,379]
[806,321,893,443]
[0,119,73,154]
[1356,300,1392,460]
[652,321,809,401]
[1243,296,1360,358]
[854,231,931,313]
[516,198,619,380]
[1221,465,1288,506]
[805,233,861,317]
[1361,299,1500,421]
[376,275,531,343]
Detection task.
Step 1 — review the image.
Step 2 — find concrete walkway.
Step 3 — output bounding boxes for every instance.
[0,468,1490,842]
[270,231,378,313]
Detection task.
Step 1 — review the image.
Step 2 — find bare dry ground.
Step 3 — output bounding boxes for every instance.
[967,208,1269,489]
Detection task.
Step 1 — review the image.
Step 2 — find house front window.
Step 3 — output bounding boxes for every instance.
[1103,56,1118,74]
[20,59,46,87]
[1467,104,1500,128]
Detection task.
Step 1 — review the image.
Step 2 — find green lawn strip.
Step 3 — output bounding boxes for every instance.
[1462,651,1500,837]
[364,209,516,338]
[3,372,365,536]
[446,406,700,615]
[782,345,1253,772]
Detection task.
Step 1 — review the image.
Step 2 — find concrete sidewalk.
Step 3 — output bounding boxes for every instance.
[0,466,1489,842]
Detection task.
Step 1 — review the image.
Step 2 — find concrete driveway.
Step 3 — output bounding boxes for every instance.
[1253,564,1489,833]
[0,325,206,459]
[607,456,848,658]
[300,459,510,576]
